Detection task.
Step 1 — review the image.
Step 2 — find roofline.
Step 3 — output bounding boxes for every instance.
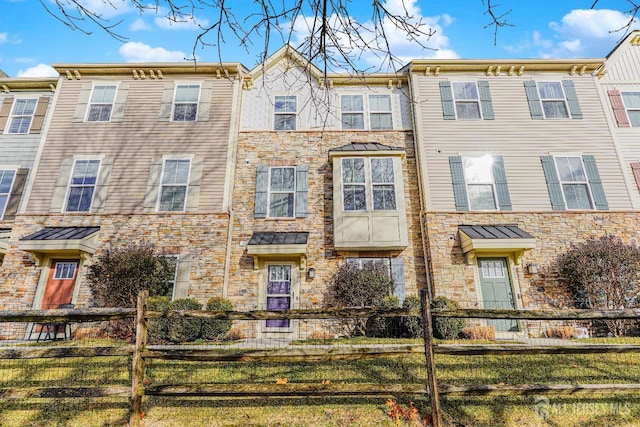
[408,58,604,76]
[0,78,58,92]
[606,30,640,59]
[52,62,249,78]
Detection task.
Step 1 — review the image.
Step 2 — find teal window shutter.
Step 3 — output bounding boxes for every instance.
[449,156,469,211]
[254,165,268,218]
[492,156,512,210]
[477,81,495,120]
[295,165,309,218]
[390,258,406,305]
[439,81,456,120]
[524,81,544,120]
[562,80,583,119]
[540,156,566,210]
[582,155,608,210]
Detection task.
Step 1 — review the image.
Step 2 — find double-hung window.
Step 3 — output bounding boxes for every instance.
[369,95,393,129]
[273,96,297,130]
[86,85,117,122]
[65,160,100,212]
[7,98,37,133]
[158,159,191,212]
[341,94,393,130]
[537,82,569,119]
[453,82,481,119]
[463,156,497,210]
[0,169,16,218]
[341,95,365,130]
[342,157,396,211]
[268,167,296,217]
[621,92,640,127]
[172,85,200,121]
[554,156,593,209]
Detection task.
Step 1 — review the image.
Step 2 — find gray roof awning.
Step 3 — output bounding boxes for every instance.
[18,227,100,265]
[248,232,309,246]
[458,225,536,264]
[247,232,309,270]
[20,227,100,241]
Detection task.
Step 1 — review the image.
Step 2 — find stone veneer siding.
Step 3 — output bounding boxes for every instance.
[228,131,427,338]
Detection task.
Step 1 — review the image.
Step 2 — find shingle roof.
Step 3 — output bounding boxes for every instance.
[458,225,534,239]
[20,227,100,241]
[329,142,404,153]
[248,232,309,245]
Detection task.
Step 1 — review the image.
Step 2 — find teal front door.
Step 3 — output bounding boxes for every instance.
[478,258,518,332]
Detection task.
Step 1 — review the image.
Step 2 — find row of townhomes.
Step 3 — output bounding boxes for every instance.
[1,31,640,339]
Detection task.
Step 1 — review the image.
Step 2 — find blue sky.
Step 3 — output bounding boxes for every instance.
[1,0,638,77]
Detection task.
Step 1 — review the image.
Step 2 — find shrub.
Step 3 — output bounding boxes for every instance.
[400,295,423,338]
[147,296,171,343]
[167,298,202,343]
[461,325,495,341]
[556,235,640,336]
[224,327,246,341]
[547,326,575,339]
[201,297,234,341]
[365,295,400,338]
[431,296,466,339]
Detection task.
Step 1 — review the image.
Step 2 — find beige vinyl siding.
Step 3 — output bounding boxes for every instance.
[413,73,631,211]
[26,76,235,213]
[601,41,640,82]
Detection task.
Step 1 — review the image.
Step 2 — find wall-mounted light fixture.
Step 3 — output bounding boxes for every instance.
[527,263,538,275]
[307,268,316,279]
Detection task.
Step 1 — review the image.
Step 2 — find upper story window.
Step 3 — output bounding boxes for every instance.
[524,80,582,120]
[341,94,393,130]
[342,157,396,211]
[7,98,37,133]
[440,81,494,120]
[268,166,296,217]
[158,159,191,211]
[65,159,101,212]
[453,83,481,119]
[172,84,200,121]
[554,156,593,209]
[274,96,297,130]
[463,156,497,210]
[537,82,569,119]
[621,92,640,127]
[0,169,16,219]
[254,165,308,219]
[86,85,117,122]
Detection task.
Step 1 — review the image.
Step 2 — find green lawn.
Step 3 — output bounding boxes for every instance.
[1,339,640,426]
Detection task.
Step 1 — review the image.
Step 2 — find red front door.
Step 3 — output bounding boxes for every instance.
[41,260,79,309]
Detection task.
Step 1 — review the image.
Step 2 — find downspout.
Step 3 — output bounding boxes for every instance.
[407,67,434,298]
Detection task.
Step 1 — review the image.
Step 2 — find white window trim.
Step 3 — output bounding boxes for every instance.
[0,168,17,219]
[340,157,398,212]
[171,83,202,122]
[537,82,569,119]
[621,91,640,127]
[267,166,296,218]
[156,156,193,212]
[451,82,482,120]
[273,95,298,131]
[340,93,395,130]
[84,84,118,122]
[6,97,38,134]
[63,158,102,213]
[368,94,394,129]
[553,155,595,210]
[462,156,498,211]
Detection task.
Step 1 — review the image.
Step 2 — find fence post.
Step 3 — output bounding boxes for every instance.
[420,288,443,427]
[130,290,149,427]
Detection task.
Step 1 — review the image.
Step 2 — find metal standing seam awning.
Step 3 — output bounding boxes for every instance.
[246,231,309,271]
[458,224,536,265]
[18,227,100,266]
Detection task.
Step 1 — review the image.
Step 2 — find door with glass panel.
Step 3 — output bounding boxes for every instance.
[478,258,518,332]
[262,263,298,336]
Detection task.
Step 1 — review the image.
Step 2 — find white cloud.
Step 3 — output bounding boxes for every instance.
[75,0,134,19]
[0,33,7,44]
[17,64,57,77]
[119,41,187,62]
[129,18,151,32]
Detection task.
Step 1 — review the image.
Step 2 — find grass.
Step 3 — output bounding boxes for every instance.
[2,338,640,426]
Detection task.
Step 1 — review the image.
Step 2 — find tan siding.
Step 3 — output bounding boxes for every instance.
[413,73,631,211]
[27,76,236,213]
[603,44,640,81]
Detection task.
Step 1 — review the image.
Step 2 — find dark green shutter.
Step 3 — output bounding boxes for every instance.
[295,165,308,218]
[439,81,456,120]
[582,155,608,210]
[524,81,544,120]
[540,156,566,210]
[449,156,469,211]
[492,156,512,210]
[562,80,583,119]
[255,165,268,218]
[390,258,405,305]
[478,81,495,120]
[3,168,28,220]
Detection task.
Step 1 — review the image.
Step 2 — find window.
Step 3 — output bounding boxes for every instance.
[537,82,569,119]
[268,167,296,217]
[369,95,393,129]
[163,255,179,299]
[0,169,16,218]
[463,156,497,210]
[7,98,37,133]
[622,92,640,127]
[53,262,77,280]
[172,84,200,121]
[341,95,364,129]
[342,157,396,211]
[86,85,117,122]
[452,82,481,119]
[274,96,297,130]
[158,159,191,212]
[65,160,100,212]
[554,156,593,209]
